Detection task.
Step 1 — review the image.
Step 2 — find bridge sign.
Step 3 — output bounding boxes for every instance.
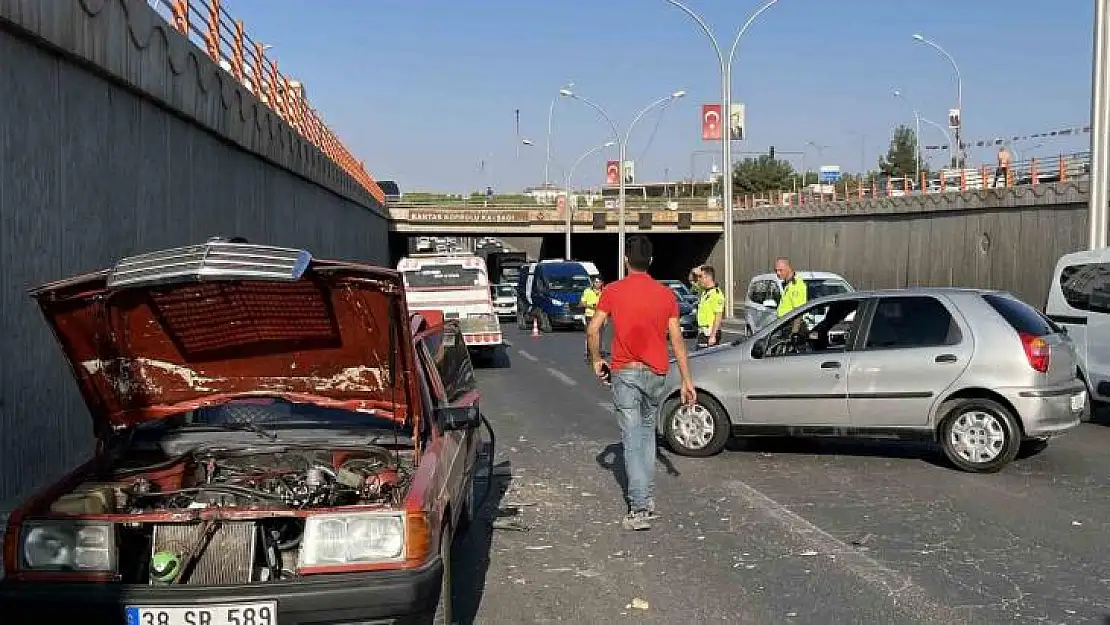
[818,165,841,184]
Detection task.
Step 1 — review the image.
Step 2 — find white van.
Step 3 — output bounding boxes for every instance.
[742,271,855,334]
[1045,247,1110,408]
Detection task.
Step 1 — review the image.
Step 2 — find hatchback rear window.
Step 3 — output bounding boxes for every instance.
[982,293,1058,336]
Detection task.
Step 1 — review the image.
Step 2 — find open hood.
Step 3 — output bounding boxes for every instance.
[30,242,414,436]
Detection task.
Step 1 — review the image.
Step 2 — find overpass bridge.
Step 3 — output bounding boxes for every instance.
[386,199,726,281]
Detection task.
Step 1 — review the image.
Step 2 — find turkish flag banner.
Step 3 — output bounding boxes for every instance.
[605,160,620,185]
[702,104,722,141]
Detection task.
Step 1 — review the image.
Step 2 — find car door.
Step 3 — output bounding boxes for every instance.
[846,295,972,428]
[423,323,480,519]
[739,298,862,427]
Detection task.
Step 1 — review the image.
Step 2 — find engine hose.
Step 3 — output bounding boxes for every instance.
[474,412,496,512]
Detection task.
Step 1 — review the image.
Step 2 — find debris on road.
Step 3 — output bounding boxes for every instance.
[629,598,650,610]
[850,533,873,546]
[525,545,553,550]
[492,519,530,532]
[799,550,818,556]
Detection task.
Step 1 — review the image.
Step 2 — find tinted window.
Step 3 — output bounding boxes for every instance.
[423,324,477,403]
[757,299,861,357]
[1059,262,1110,312]
[403,264,483,289]
[865,296,961,349]
[804,279,852,300]
[982,293,1057,336]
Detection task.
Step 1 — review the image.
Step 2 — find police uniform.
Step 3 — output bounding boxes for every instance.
[695,284,725,349]
[777,274,808,317]
[580,285,602,358]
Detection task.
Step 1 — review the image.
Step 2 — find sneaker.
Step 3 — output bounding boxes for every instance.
[621,510,652,531]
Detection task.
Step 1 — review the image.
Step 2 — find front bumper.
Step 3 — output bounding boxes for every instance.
[493,303,516,317]
[0,558,443,625]
[998,384,1087,437]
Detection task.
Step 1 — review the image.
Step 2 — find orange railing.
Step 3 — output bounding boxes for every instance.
[736,151,1092,209]
[151,0,384,204]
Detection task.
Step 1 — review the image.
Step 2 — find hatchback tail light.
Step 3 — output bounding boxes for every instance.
[1019,332,1050,373]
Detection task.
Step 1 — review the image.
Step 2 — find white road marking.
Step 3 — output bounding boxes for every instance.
[546,367,577,386]
[724,479,970,624]
[516,349,539,362]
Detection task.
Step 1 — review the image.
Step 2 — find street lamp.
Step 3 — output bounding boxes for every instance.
[666,0,782,319]
[562,89,685,279]
[564,140,616,259]
[544,81,574,188]
[892,89,923,181]
[1090,0,1110,249]
[912,33,963,167]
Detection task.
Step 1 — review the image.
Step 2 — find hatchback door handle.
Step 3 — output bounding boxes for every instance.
[935,354,958,363]
[821,361,841,369]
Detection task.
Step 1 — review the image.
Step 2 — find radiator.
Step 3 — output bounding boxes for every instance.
[151,522,257,585]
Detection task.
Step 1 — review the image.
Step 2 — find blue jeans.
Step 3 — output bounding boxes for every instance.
[612,366,667,511]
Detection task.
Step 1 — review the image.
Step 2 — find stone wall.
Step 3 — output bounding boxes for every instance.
[0,0,389,505]
[715,182,1091,311]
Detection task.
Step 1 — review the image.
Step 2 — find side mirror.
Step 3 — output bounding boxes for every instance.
[436,404,481,431]
[762,299,777,308]
[751,339,766,359]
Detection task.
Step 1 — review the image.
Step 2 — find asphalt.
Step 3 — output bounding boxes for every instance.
[452,323,1110,625]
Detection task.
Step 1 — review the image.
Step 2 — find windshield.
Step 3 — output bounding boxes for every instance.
[547,274,591,290]
[493,285,515,298]
[131,399,410,439]
[805,279,852,300]
[403,264,484,289]
[666,283,693,298]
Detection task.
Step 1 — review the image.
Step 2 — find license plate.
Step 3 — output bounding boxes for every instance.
[1070,392,1086,412]
[574,314,584,322]
[126,602,276,625]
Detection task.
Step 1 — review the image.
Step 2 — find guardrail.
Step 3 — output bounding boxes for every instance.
[150,0,384,204]
[738,151,1091,208]
[387,196,723,211]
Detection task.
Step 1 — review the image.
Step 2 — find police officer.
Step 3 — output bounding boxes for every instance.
[774,257,808,334]
[695,266,725,349]
[580,276,603,359]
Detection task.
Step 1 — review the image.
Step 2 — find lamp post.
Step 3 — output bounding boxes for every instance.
[893,89,923,181]
[562,89,685,279]
[564,141,616,259]
[1090,0,1110,249]
[666,0,781,319]
[912,34,963,168]
[544,81,574,188]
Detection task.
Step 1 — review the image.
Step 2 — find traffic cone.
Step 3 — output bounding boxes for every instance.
[532,317,540,338]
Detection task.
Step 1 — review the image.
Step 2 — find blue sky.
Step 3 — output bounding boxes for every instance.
[216,0,1095,193]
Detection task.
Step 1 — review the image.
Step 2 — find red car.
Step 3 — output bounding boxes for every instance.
[0,240,485,624]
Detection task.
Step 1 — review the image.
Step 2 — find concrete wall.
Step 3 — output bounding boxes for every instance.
[716,182,1091,311]
[0,1,389,505]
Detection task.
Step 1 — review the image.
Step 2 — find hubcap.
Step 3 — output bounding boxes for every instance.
[672,404,715,450]
[949,410,1007,464]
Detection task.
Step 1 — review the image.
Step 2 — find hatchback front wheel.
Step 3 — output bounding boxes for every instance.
[662,394,730,457]
[939,398,1021,473]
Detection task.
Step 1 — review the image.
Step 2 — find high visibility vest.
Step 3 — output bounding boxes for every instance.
[777,275,808,317]
[581,287,600,317]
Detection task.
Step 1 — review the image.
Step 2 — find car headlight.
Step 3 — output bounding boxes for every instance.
[19,520,116,572]
[299,512,406,567]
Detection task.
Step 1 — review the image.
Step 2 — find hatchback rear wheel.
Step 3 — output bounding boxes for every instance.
[939,398,1021,473]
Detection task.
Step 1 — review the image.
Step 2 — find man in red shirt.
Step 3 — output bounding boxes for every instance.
[586,235,696,531]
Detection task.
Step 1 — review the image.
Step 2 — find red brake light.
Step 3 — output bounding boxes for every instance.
[1019,332,1050,373]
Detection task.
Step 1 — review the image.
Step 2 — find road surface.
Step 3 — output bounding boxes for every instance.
[453,324,1110,624]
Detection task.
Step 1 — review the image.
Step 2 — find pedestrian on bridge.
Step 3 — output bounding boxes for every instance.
[587,235,696,531]
[992,144,1012,188]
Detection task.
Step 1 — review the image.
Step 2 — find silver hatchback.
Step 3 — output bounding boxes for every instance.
[657,288,1087,473]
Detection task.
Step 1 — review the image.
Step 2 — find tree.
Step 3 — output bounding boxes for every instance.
[877,125,921,178]
[733,155,795,194]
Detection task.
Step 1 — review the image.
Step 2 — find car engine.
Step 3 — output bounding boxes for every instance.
[47,446,413,585]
